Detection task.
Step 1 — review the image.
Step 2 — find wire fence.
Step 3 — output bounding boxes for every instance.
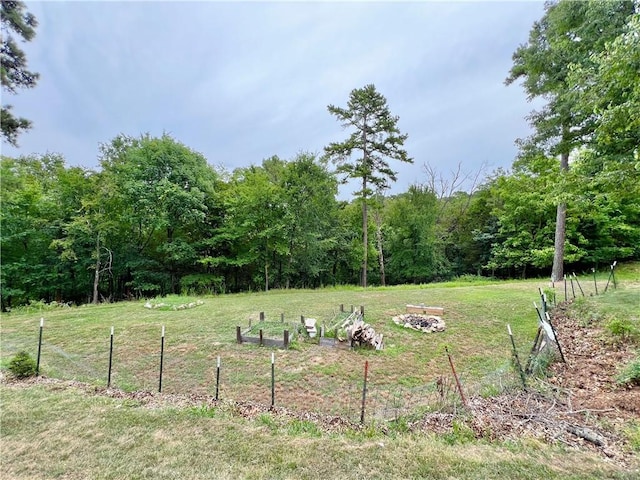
[6,263,619,424]
[11,324,522,426]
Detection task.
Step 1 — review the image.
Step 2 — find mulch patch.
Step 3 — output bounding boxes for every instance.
[546,303,640,418]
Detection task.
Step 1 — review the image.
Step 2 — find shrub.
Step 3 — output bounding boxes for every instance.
[8,351,37,378]
[616,356,640,387]
[606,318,639,342]
[623,420,640,452]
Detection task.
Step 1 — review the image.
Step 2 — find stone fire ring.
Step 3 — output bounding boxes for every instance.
[392,314,446,333]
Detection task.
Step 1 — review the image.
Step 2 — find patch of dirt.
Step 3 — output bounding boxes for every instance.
[0,374,357,434]
[546,303,640,419]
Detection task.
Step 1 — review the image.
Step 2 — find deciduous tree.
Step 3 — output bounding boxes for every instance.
[506,0,634,281]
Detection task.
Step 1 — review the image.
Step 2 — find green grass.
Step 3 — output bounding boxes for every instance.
[2,271,637,414]
[1,384,635,480]
[2,264,639,479]
[1,279,548,412]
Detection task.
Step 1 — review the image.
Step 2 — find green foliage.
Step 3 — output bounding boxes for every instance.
[567,12,640,158]
[443,420,476,445]
[187,404,218,418]
[606,318,639,343]
[205,153,341,291]
[324,84,412,287]
[0,154,88,308]
[387,417,410,434]
[623,420,640,452]
[616,356,640,387]
[506,0,634,158]
[506,0,636,281]
[384,185,443,284]
[286,419,321,436]
[7,351,37,378]
[324,84,411,195]
[1,1,39,146]
[180,274,225,295]
[257,413,278,430]
[484,162,558,276]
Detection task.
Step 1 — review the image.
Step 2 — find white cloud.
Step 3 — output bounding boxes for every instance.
[2,0,546,196]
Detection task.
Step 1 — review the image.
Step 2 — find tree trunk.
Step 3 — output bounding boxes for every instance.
[286,235,295,289]
[362,177,368,288]
[551,151,569,282]
[92,234,100,304]
[264,239,269,292]
[374,208,386,286]
[361,124,369,289]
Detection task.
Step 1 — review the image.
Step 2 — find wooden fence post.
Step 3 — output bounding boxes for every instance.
[445,346,467,407]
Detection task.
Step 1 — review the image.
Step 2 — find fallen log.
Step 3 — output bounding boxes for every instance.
[566,425,606,446]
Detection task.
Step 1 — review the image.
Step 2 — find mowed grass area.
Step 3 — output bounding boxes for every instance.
[2,278,552,411]
[1,265,639,479]
[1,383,633,480]
[1,265,638,416]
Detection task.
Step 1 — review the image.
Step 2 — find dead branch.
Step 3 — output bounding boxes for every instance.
[566,425,606,446]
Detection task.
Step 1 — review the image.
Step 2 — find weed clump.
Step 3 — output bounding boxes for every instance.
[8,351,37,378]
[606,318,639,343]
[616,356,640,387]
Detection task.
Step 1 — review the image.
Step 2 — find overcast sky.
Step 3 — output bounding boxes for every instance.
[2,0,546,196]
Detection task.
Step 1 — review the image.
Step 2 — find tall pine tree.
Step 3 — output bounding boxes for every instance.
[324,84,411,287]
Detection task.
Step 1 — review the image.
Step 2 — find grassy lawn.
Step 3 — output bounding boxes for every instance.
[1,264,638,479]
[0,383,634,480]
[2,278,552,414]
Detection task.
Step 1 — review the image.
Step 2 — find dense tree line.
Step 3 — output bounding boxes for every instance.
[1,1,638,309]
[506,0,637,281]
[2,135,637,309]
